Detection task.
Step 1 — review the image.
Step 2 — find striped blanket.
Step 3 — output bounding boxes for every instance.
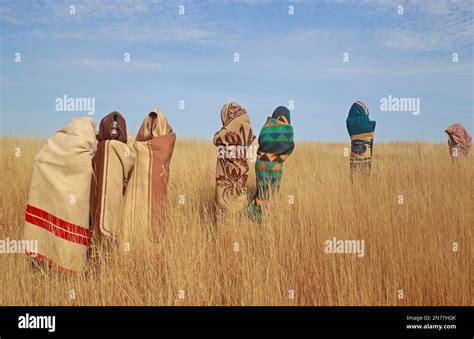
[248,106,294,221]
[23,117,97,273]
[346,101,376,176]
[123,109,176,241]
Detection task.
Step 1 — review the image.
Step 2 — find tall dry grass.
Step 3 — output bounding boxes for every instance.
[0,137,472,306]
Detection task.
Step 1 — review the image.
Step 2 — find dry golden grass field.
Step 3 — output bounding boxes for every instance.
[0,137,472,306]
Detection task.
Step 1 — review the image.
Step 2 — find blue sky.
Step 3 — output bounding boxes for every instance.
[1,0,472,142]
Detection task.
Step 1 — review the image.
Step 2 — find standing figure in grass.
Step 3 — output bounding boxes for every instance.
[248,106,295,221]
[445,123,472,160]
[346,101,376,179]
[23,117,97,274]
[123,108,176,242]
[214,102,256,224]
[90,111,136,252]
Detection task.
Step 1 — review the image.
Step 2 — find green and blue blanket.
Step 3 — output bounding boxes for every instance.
[248,106,294,221]
[346,101,376,175]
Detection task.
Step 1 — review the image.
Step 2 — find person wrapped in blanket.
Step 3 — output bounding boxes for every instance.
[248,106,295,221]
[346,101,376,179]
[90,111,135,262]
[214,102,256,224]
[123,109,176,242]
[445,123,472,159]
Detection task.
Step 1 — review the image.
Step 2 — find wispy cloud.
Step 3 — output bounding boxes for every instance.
[342,0,473,51]
[1,0,472,51]
[28,25,222,44]
[76,58,163,71]
[0,0,225,44]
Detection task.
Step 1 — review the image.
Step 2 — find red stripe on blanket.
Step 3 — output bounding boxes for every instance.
[25,251,79,275]
[26,204,90,237]
[25,213,89,247]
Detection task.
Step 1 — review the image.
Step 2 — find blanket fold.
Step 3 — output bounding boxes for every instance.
[248,106,295,221]
[90,111,136,245]
[23,117,97,273]
[214,102,256,223]
[123,108,176,241]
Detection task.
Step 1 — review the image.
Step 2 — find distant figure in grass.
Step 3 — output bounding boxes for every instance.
[346,101,376,180]
[248,106,295,221]
[445,123,472,160]
[214,102,256,224]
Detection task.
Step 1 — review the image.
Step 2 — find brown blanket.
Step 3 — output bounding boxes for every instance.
[445,123,472,157]
[213,102,256,222]
[23,117,97,273]
[90,112,136,246]
[123,108,176,241]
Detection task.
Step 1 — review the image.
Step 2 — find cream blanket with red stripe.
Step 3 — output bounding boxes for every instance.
[23,117,97,273]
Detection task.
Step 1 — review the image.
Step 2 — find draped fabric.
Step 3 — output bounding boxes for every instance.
[248,106,295,221]
[23,117,97,273]
[123,109,176,241]
[445,123,472,157]
[213,102,256,223]
[346,101,376,176]
[90,112,136,250]
[346,101,376,136]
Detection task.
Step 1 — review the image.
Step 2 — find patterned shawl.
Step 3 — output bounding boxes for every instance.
[346,101,376,177]
[248,106,295,221]
[445,123,472,156]
[213,102,256,222]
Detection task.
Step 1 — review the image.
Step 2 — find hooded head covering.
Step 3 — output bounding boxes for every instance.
[272,106,291,124]
[214,102,255,147]
[346,101,376,136]
[220,102,247,126]
[97,111,127,143]
[445,123,472,156]
[137,108,172,141]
